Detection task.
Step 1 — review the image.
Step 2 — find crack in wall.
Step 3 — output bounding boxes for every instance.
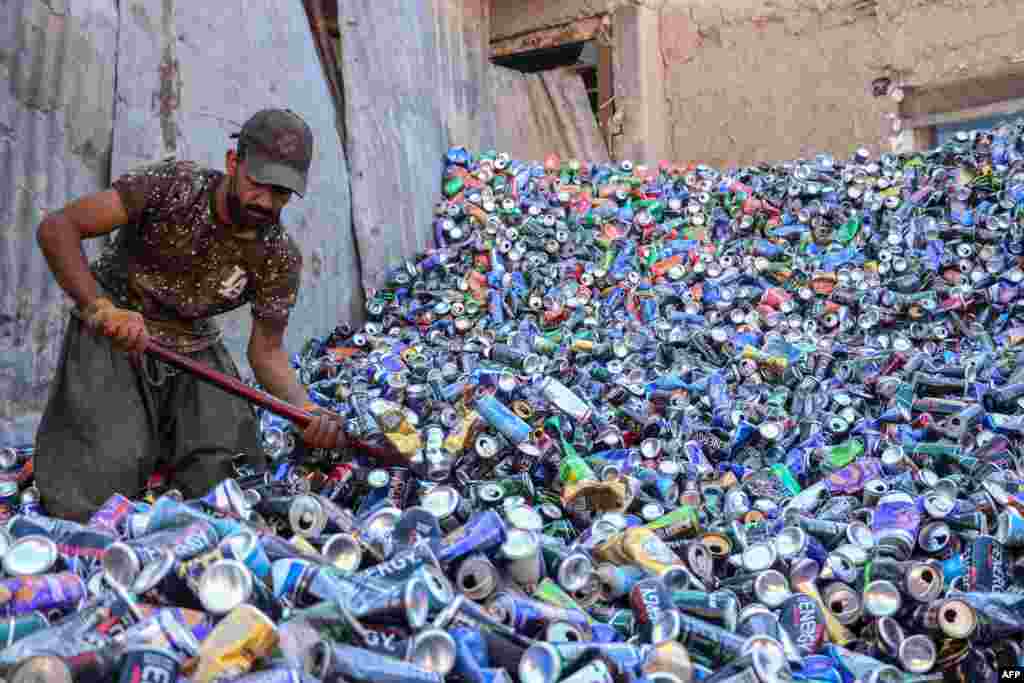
[109,0,121,184]
[325,0,365,322]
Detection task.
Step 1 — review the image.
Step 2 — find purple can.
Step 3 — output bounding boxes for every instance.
[871,492,921,560]
[964,535,1010,592]
[0,572,86,616]
[824,458,883,495]
[88,494,135,536]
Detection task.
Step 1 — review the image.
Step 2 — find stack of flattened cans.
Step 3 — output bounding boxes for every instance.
[4,124,1024,682]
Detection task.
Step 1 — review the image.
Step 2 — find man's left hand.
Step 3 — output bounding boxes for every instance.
[301,402,348,450]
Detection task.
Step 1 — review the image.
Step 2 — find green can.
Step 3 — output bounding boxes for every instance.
[820,439,864,471]
[559,452,596,486]
[0,612,49,647]
[770,463,802,496]
[543,519,577,542]
[533,335,560,356]
[911,442,962,459]
[533,578,593,623]
[644,505,701,541]
[496,473,536,501]
[443,176,464,198]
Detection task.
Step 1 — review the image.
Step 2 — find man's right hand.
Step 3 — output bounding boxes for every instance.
[83,297,150,355]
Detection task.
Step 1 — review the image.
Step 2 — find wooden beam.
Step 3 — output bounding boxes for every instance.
[903,96,1024,130]
[491,16,607,58]
[910,126,936,152]
[612,4,666,163]
[598,43,613,148]
[565,63,597,73]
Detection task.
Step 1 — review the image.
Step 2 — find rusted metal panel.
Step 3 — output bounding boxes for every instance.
[338,0,497,292]
[0,0,119,445]
[490,0,605,43]
[112,0,361,378]
[491,65,610,164]
[491,16,608,58]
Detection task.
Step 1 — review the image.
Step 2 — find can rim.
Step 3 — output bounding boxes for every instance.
[198,559,253,615]
[410,629,457,675]
[132,546,176,594]
[3,534,57,577]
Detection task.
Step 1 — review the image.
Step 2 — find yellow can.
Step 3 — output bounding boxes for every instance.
[289,535,320,558]
[621,527,682,577]
[592,531,630,565]
[192,605,278,683]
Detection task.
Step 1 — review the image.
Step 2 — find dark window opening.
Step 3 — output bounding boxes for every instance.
[492,41,586,73]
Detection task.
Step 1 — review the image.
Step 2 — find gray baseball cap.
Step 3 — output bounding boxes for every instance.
[231,109,314,197]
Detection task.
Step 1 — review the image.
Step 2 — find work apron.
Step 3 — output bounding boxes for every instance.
[34,314,265,522]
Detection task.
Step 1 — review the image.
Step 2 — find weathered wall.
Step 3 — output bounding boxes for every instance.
[338,0,497,292]
[492,0,1024,165]
[659,0,1024,166]
[0,0,119,445]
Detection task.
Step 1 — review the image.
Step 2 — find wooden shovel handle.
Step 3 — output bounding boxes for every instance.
[144,341,406,466]
[145,341,314,428]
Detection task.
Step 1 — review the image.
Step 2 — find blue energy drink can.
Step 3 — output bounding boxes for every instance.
[474,394,532,445]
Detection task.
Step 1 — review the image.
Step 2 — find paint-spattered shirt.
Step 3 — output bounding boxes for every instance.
[92,158,302,353]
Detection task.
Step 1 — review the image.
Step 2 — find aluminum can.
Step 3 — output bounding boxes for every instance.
[116,647,180,683]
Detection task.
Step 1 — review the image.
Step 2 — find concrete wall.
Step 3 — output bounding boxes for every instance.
[661,0,1024,166]
[0,0,120,446]
[491,0,1024,165]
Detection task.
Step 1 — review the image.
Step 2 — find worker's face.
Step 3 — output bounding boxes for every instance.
[225,150,293,230]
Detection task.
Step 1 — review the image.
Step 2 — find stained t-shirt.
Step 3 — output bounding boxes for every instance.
[91,158,302,353]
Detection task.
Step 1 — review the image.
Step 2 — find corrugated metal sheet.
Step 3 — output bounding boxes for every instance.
[491,65,610,164]
[111,0,361,378]
[337,0,497,292]
[0,0,119,445]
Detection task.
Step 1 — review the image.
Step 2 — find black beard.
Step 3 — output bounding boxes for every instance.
[226,173,276,230]
[227,172,247,226]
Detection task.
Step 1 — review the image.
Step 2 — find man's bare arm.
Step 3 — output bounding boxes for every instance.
[250,317,345,449]
[248,316,308,407]
[37,189,129,310]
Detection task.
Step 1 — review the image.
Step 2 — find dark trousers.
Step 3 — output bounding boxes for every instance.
[34,316,265,521]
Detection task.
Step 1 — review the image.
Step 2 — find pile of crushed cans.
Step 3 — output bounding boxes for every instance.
[5,124,1024,683]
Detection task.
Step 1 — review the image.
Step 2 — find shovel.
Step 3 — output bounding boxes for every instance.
[144,341,406,466]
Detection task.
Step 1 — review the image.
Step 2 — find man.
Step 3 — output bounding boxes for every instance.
[35,109,345,521]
